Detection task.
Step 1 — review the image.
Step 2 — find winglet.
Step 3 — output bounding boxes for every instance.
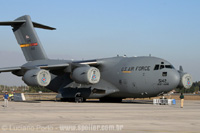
[179,66,183,72]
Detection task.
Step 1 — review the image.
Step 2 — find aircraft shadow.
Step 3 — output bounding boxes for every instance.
[12,100,153,104]
[84,100,153,104]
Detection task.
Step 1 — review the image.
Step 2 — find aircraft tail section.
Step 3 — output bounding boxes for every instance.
[0,15,56,61]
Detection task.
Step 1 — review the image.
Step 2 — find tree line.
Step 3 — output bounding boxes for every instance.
[175,81,200,93]
[0,85,53,93]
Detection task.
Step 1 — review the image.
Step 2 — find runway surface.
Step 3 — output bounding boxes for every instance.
[0,100,200,133]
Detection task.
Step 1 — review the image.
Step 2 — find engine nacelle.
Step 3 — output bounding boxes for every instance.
[179,73,193,89]
[23,69,51,87]
[71,67,100,84]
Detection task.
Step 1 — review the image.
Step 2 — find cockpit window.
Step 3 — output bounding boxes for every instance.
[154,64,174,70]
[154,65,159,70]
[165,65,174,69]
[160,65,164,69]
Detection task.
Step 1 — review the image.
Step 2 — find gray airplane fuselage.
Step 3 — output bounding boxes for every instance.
[23,56,180,99]
[94,56,179,98]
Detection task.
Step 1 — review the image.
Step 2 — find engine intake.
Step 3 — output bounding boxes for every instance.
[179,73,192,89]
[23,69,51,87]
[71,67,100,84]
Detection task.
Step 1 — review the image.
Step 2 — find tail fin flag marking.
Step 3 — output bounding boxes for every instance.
[20,43,38,48]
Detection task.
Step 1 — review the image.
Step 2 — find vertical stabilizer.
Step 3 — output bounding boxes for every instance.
[0,15,56,61]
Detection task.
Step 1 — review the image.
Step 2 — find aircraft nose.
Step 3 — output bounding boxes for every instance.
[168,70,180,88]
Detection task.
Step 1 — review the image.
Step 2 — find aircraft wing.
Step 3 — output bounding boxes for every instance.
[73,59,98,66]
[0,63,69,72]
[38,63,69,70]
[0,63,70,76]
[0,59,99,76]
[0,66,21,73]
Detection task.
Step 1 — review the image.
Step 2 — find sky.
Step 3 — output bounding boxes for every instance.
[0,0,199,86]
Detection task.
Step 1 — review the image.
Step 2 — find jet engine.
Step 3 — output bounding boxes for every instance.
[178,66,192,89]
[23,69,51,87]
[179,73,192,89]
[71,66,100,84]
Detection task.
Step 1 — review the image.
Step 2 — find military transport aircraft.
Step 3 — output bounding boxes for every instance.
[0,15,192,102]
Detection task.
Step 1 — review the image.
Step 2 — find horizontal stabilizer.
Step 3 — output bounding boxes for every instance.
[0,20,26,26]
[0,20,55,30]
[32,21,56,30]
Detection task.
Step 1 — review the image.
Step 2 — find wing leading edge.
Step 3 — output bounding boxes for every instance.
[0,66,21,73]
[0,63,69,74]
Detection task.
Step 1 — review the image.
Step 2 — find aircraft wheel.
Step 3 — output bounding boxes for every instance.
[61,98,86,102]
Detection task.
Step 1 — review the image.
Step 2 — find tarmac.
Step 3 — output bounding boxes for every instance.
[0,100,200,133]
